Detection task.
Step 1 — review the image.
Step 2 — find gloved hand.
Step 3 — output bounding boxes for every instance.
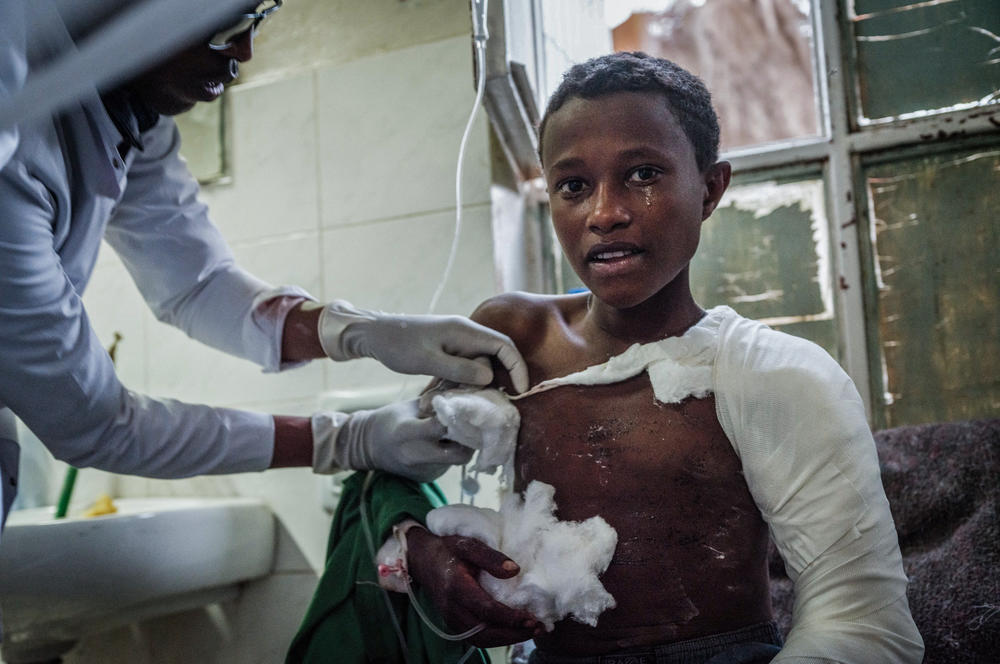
[311,399,474,482]
[317,300,529,393]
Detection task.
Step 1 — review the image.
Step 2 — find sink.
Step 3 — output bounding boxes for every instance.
[0,497,275,663]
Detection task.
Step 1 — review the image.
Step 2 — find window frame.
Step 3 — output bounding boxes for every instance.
[722,0,1000,418]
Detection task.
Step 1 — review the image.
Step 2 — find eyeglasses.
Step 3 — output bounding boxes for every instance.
[208,0,282,50]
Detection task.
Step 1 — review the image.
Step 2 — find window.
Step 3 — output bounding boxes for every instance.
[486,0,999,427]
[860,141,1000,428]
[848,0,1000,123]
[609,1,820,151]
[690,173,839,360]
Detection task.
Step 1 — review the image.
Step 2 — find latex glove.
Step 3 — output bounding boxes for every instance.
[405,526,544,648]
[317,300,529,393]
[311,399,473,482]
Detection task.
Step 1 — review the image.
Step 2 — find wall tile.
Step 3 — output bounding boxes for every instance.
[319,205,497,314]
[319,205,499,400]
[316,36,492,228]
[229,572,319,664]
[272,519,314,574]
[228,468,332,572]
[80,250,150,392]
[63,603,236,664]
[61,622,152,664]
[114,474,240,501]
[55,577,319,664]
[199,72,320,244]
[230,230,324,298]
[242,0,471,84]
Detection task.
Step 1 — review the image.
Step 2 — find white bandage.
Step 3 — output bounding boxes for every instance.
[374,519,425,593]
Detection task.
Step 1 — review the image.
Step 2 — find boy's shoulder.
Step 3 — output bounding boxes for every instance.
[714,308,853,396]
[471,291,584,347]
[719,309,826,355]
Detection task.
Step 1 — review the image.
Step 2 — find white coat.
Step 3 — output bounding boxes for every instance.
[0,77,310,527]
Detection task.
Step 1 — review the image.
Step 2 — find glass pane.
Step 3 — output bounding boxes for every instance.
[607,0,820,151]
[690,177,839,359]
[865,146,1000,427]
[175,94,226,184]
[849,0,1000,121]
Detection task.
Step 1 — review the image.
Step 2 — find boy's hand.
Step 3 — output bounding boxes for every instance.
[405,527,544,647]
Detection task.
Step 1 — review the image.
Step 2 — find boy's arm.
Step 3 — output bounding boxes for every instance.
[714,321,923,663]
[389,293,545,644]
[405,526,544,647]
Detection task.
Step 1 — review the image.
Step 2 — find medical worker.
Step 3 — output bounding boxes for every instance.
[0,1,529,528]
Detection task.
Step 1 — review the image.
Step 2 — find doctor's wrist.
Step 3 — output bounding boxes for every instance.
[271,415,314,468]
[280,300,326,362]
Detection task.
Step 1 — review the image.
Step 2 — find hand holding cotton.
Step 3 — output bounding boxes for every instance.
[427,481,617,631]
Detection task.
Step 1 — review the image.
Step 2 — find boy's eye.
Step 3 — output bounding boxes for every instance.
[555,178,587,196]
[629,166,662,184]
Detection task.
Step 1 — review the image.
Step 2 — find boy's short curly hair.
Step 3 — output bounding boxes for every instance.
[538,51,720,172]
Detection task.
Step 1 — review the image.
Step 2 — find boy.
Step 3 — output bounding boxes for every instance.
[408,51,923,662]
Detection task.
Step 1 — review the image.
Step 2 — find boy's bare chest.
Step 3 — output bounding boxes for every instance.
[513,373,744,517]
[513,372,773,648]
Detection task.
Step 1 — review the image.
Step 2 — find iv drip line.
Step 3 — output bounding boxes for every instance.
[435,0,490,508]
[358,471,486,654]
[428,0,490,314]
[388,0,491,423]
[394,0,490,504]
[359,3,493,657]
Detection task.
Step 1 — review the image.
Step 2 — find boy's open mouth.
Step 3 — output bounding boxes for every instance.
[587,243,644,263]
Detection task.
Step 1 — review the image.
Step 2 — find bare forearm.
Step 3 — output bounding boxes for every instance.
[271,415,313,468]
[281,300,325,363]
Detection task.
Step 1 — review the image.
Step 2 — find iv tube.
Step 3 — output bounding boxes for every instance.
[428,0,490,314]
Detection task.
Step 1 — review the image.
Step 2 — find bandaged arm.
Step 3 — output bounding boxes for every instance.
[714,317,923,663]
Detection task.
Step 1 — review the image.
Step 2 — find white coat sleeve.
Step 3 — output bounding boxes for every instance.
[713,316,923,663]
[0,143,273,478]
[0,1,27,167]
[104,116,312,373]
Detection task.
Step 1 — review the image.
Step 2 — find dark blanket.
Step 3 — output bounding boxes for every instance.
[768,418,1000,663]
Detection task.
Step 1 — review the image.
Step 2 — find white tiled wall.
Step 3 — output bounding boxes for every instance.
[47,30,502,664]
[315,37,492,228]
[206,72,321,245]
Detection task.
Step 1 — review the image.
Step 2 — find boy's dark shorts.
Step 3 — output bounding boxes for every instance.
[527,621,782,664]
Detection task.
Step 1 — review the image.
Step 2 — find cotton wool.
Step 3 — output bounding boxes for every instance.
[431,388,520,485]
[427,480,618,631]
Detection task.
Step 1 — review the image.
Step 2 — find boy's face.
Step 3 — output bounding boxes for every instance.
[541,91,730,311]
